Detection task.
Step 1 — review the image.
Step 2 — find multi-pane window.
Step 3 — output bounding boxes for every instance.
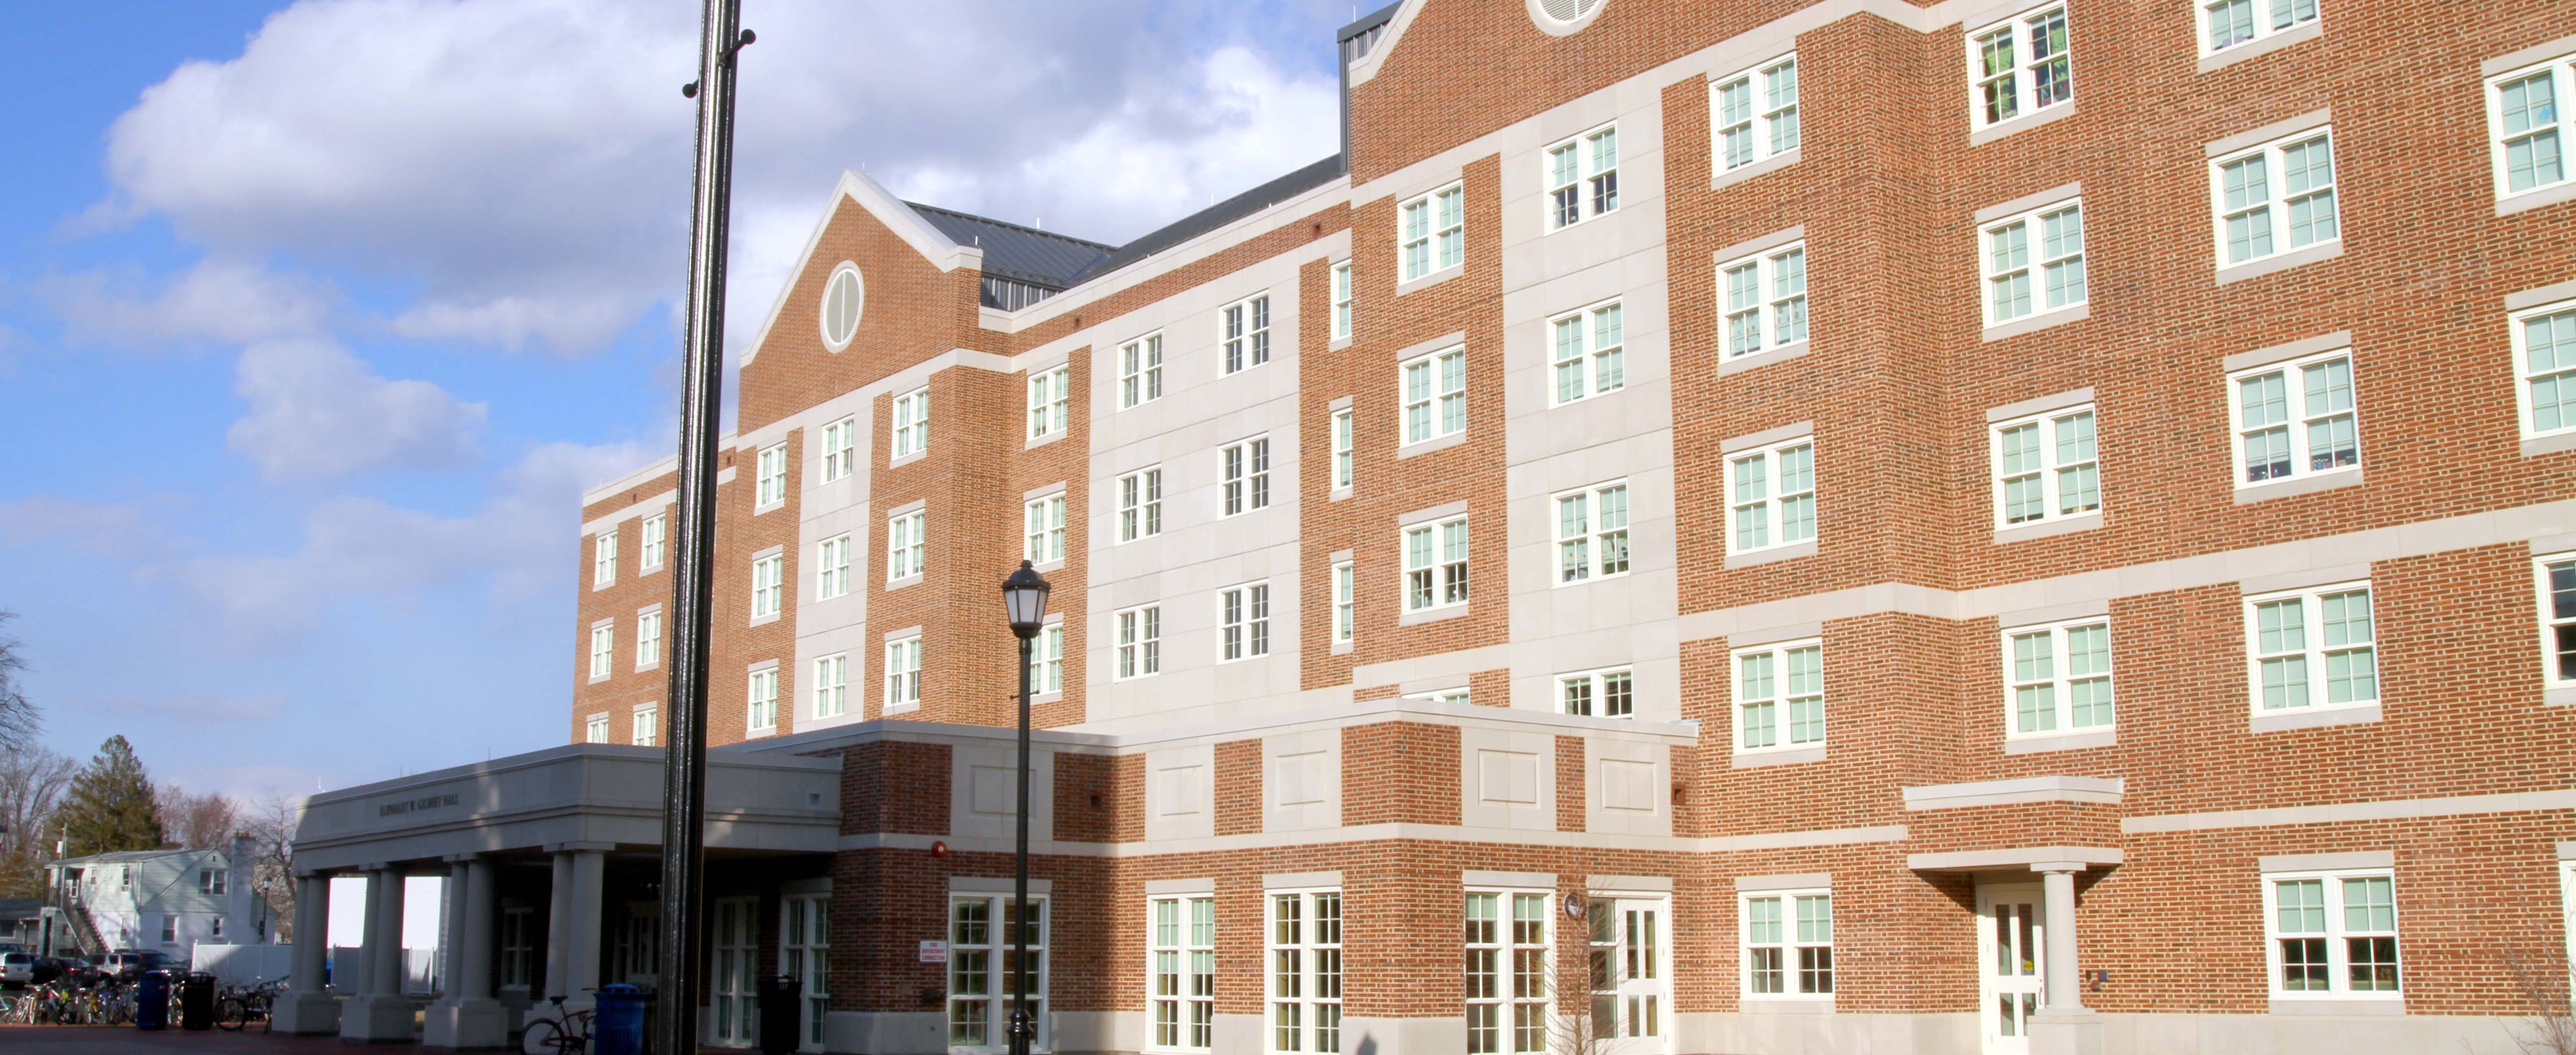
[752,554,784,618]
[1411,689,1474,707]
[1029,366,1070,439]
[1465,892,1548,1055]
[2229,350,2360,487]
[1550,300,1627,404]
[1968,3,2074,132]
[816,534,852,600]
[590,624,614,679]
[1116,604,1161,680]
[1720,243,1807,357]
[1121,333,1165,409]
[2513,299,2576,439]
[1742,890,1834,997]
[1990,405,2100,526]
[2199,0,2318,56]
[1982,200,2085,325]
[1024,493,1066,565]
[820,417,856,483]
[781,895,829,1050]
[1734,640,1824,752]
[884,637,920,712]
[2004,618,2113,737]
[747,668,778,733]
[2246,582,2378,713]
[1554,481,1631,584]
[948,895,1046,1051]
[2487,54,2572,200]
[1331,262,1354,339]
[887,510,927,580]
[1222,438,1271,516]
[1726,438,1817,554]
[1332,562,1356,644]
[200,868,226,896]
[1713,54,1799,171]
[632,705,657,748]
[1028,625,1063,695]
[811,653,847,719]
[1560,667,1635,719]
[585,715,609,743]
[1330,410,1354,490]
[1405,515,1470,612]
[1150,896,1216,1052]
[640,514,666,572]
[1220,582,1271,662]
[1545,124,1619,230]
[1399,182,1466,282]
[757,443,789,506]
[1118,467,1164,542]
[891,387,929,459]
[501,906,536,988]
[1402,346,1468,443]
[593,529,618,587]
[2541,553,2576,688]
[1267,890,1342,1055]
[2212,129,2339,267]
[1222,294,1272,375]
[2265,870,2400,997]
[636,609,662,670]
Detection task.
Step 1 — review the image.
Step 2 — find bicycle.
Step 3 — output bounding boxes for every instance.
[520,994,593,1055]
[218,976,284,1031]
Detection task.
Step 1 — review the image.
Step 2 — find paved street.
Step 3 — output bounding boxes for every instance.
[0,1026,426,1055]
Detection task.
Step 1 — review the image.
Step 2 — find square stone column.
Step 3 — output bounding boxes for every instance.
[426,856,508,1049]
[269,874,340,1035]
[2028,862,2104,1055]
[343,867,417,1042]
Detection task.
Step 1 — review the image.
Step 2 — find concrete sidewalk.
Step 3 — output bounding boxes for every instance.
[0,1025,421,1055]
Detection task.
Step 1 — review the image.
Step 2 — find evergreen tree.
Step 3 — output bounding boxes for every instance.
[58,735,164,856]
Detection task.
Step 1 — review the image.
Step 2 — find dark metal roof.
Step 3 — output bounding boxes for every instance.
[1065,154,1346,286]
[905,203,1115,290]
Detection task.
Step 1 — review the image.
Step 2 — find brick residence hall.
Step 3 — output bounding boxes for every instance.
[272,1,2576,1053]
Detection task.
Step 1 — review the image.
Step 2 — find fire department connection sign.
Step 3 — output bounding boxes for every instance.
[918,941,948,964]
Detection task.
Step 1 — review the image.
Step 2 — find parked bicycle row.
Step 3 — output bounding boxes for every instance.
[0,970,283,1031]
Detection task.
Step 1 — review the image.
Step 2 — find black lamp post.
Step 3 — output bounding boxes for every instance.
[999,559,1051,1055]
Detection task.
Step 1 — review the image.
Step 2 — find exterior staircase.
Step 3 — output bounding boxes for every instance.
[41,898,107,956]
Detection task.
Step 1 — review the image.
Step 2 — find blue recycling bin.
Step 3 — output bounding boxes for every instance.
[591,984,649,1055]
[135,970,171,1031]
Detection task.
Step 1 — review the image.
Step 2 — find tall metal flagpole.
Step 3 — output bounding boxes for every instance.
[662,3,749,1055]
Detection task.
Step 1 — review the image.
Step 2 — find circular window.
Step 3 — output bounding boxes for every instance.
[818,263,865,351]
[1529,0,1607,32]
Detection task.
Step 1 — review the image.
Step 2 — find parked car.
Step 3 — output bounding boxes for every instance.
[30,956,72,985]
[104,950,174,977]
[1,951,34,984]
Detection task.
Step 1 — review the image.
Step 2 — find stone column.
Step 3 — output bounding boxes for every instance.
[545,851,575,1000]
[343,867,415,1042]
[563,848,608,1007]
[2027,862,2103,1055]
[426,856,508,1049]
[269,874,339,1035]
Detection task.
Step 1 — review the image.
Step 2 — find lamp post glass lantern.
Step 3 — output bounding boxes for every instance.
[999,559,1050,1055]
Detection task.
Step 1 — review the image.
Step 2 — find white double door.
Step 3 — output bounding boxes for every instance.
[1589,897,1670,1055]
[1977,884,2046,1055]
[710,897,759,1047]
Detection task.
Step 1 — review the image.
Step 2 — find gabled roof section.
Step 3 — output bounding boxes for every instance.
[906,204,1113,289]
[738,170,985,368]
[1065,155,1347,285]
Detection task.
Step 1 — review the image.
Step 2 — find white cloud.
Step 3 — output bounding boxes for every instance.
[97,692,288,723]
[0,495,188,561]
[227,339,487,480]
[39,257,334,349]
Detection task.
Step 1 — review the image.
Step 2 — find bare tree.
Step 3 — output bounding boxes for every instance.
[239,789,302,940]
[0,744,78,896]
[156,783,244,848]
[0,610,37,755]
[2496,939,2576,1055]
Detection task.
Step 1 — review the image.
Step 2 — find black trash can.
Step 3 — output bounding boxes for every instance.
[178,972,217,1030]
[757,975,800,1055]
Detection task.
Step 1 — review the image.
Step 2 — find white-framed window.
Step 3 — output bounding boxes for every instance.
[1120,333,1164,410]
[1119,467,1164,542]
[161,915,177,945]
[1116,604,1161,680]
[2211,128,2339,268]
[1733,640,1823,752]
[884,637,920,712]
[820,417,856,483]
[2540,552,2576,689]
[1741,889,1834,997]
[635,609,662,670]
[2486,52,2572,201]
[1553,480,1631,584]
[1150,895,1216,1052]
[2229,349,2360,487]
[1550,300,1627,404]
[1221,437,1271,516]
[1029,366,1071,439]
[1399,181,1466,282]
[1267,889,1342,1055]
[812,653,848,719]
[747,668,779,733]
[1029,624,1063,695]
[1559,667,1634,718]
[1024,493,1066,565]
[1223,294,1272,376]
[888,510,927,580]
[781,894,830,1051]
[2513,299,2576,440]
[757,443,789,506]
[1220,582,1271,662]
[947,894,1047,1052]
[1968,3,2074,133]
[1331,409,1354,490]
[1332,562,1356,645]
[500,906,535,989]
[640,514,666,572]
[589,623,614,679]
[2246,581,2378,714]
[1331,262,1354,340]
[752,554,784,618]
[2199,0,2319,57]
[1720,243,1807,357]
[1544,123,1620,230]
[632,705,657,747]
[1402,346,1467,443]
[1713,54,1799,171]
[1990,405,2100,526]
[2264,868,2401,997]
[593,529,618,587]
[819,263,864,350]
[2003,617,2114,737]
[1982,199,2085,325]
[1725,438,1817,554]
[1404,515,1470,611]
[816,534,853,600]
[199,867,226,895]
[891,387,929,459]
[585,715,609,744]
[1409,688,1473,706]
[1464,890,1548,1055]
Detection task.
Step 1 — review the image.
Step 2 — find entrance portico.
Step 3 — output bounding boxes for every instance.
[1906,846,2120,1055]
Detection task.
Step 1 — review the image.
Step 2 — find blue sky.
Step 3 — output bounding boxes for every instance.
[0,0,1348,800]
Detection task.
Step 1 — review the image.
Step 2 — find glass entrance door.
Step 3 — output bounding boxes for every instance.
[1977,884,2045,1055]
[780,894,830,1053]
[1587,897,1670,1054]
[711,897,758,1047]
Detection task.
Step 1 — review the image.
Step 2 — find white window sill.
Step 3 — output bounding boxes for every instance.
[2268,996,2404,1016]
[1331,638,1354,656]
[2197,20,2324,73]
[882,704,919,718]
[1330,487,1352,503]
[1025,429,1067,451]
[2250,701,2381,733]
[634,662,660,675]
[1740,996,1836,1014]
[2524,431,2576,457]
[2234,468,2361,504]
[1399,603,1470,626]
[888,450,927,470]
[639,564,664,577]
[587,674,611,685]
[886,573,923,592]
[748,611,781,628]
[2004,728,2115,754]
[1732,745,1826,768]
[1969,100,2078,147]
[1030,560,1065,575]
[591,580,614,592]
[744,726,778,739]
[2544,686,2576,707]
[1994,511,2104,544]
[1397,431,1467,458]
[754,499,786,516]
[1029,691,1063,707]
[1712,149,1801,192]
[1719,340,1811,376]
[1396,264,1465,296]
[1330,334,1354,352]
[2217,240,2344,285]
[1983,302,2090,343]
[2497,179,2576,218]
[1727,539,1817,569]
[1553,571,1632,590]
